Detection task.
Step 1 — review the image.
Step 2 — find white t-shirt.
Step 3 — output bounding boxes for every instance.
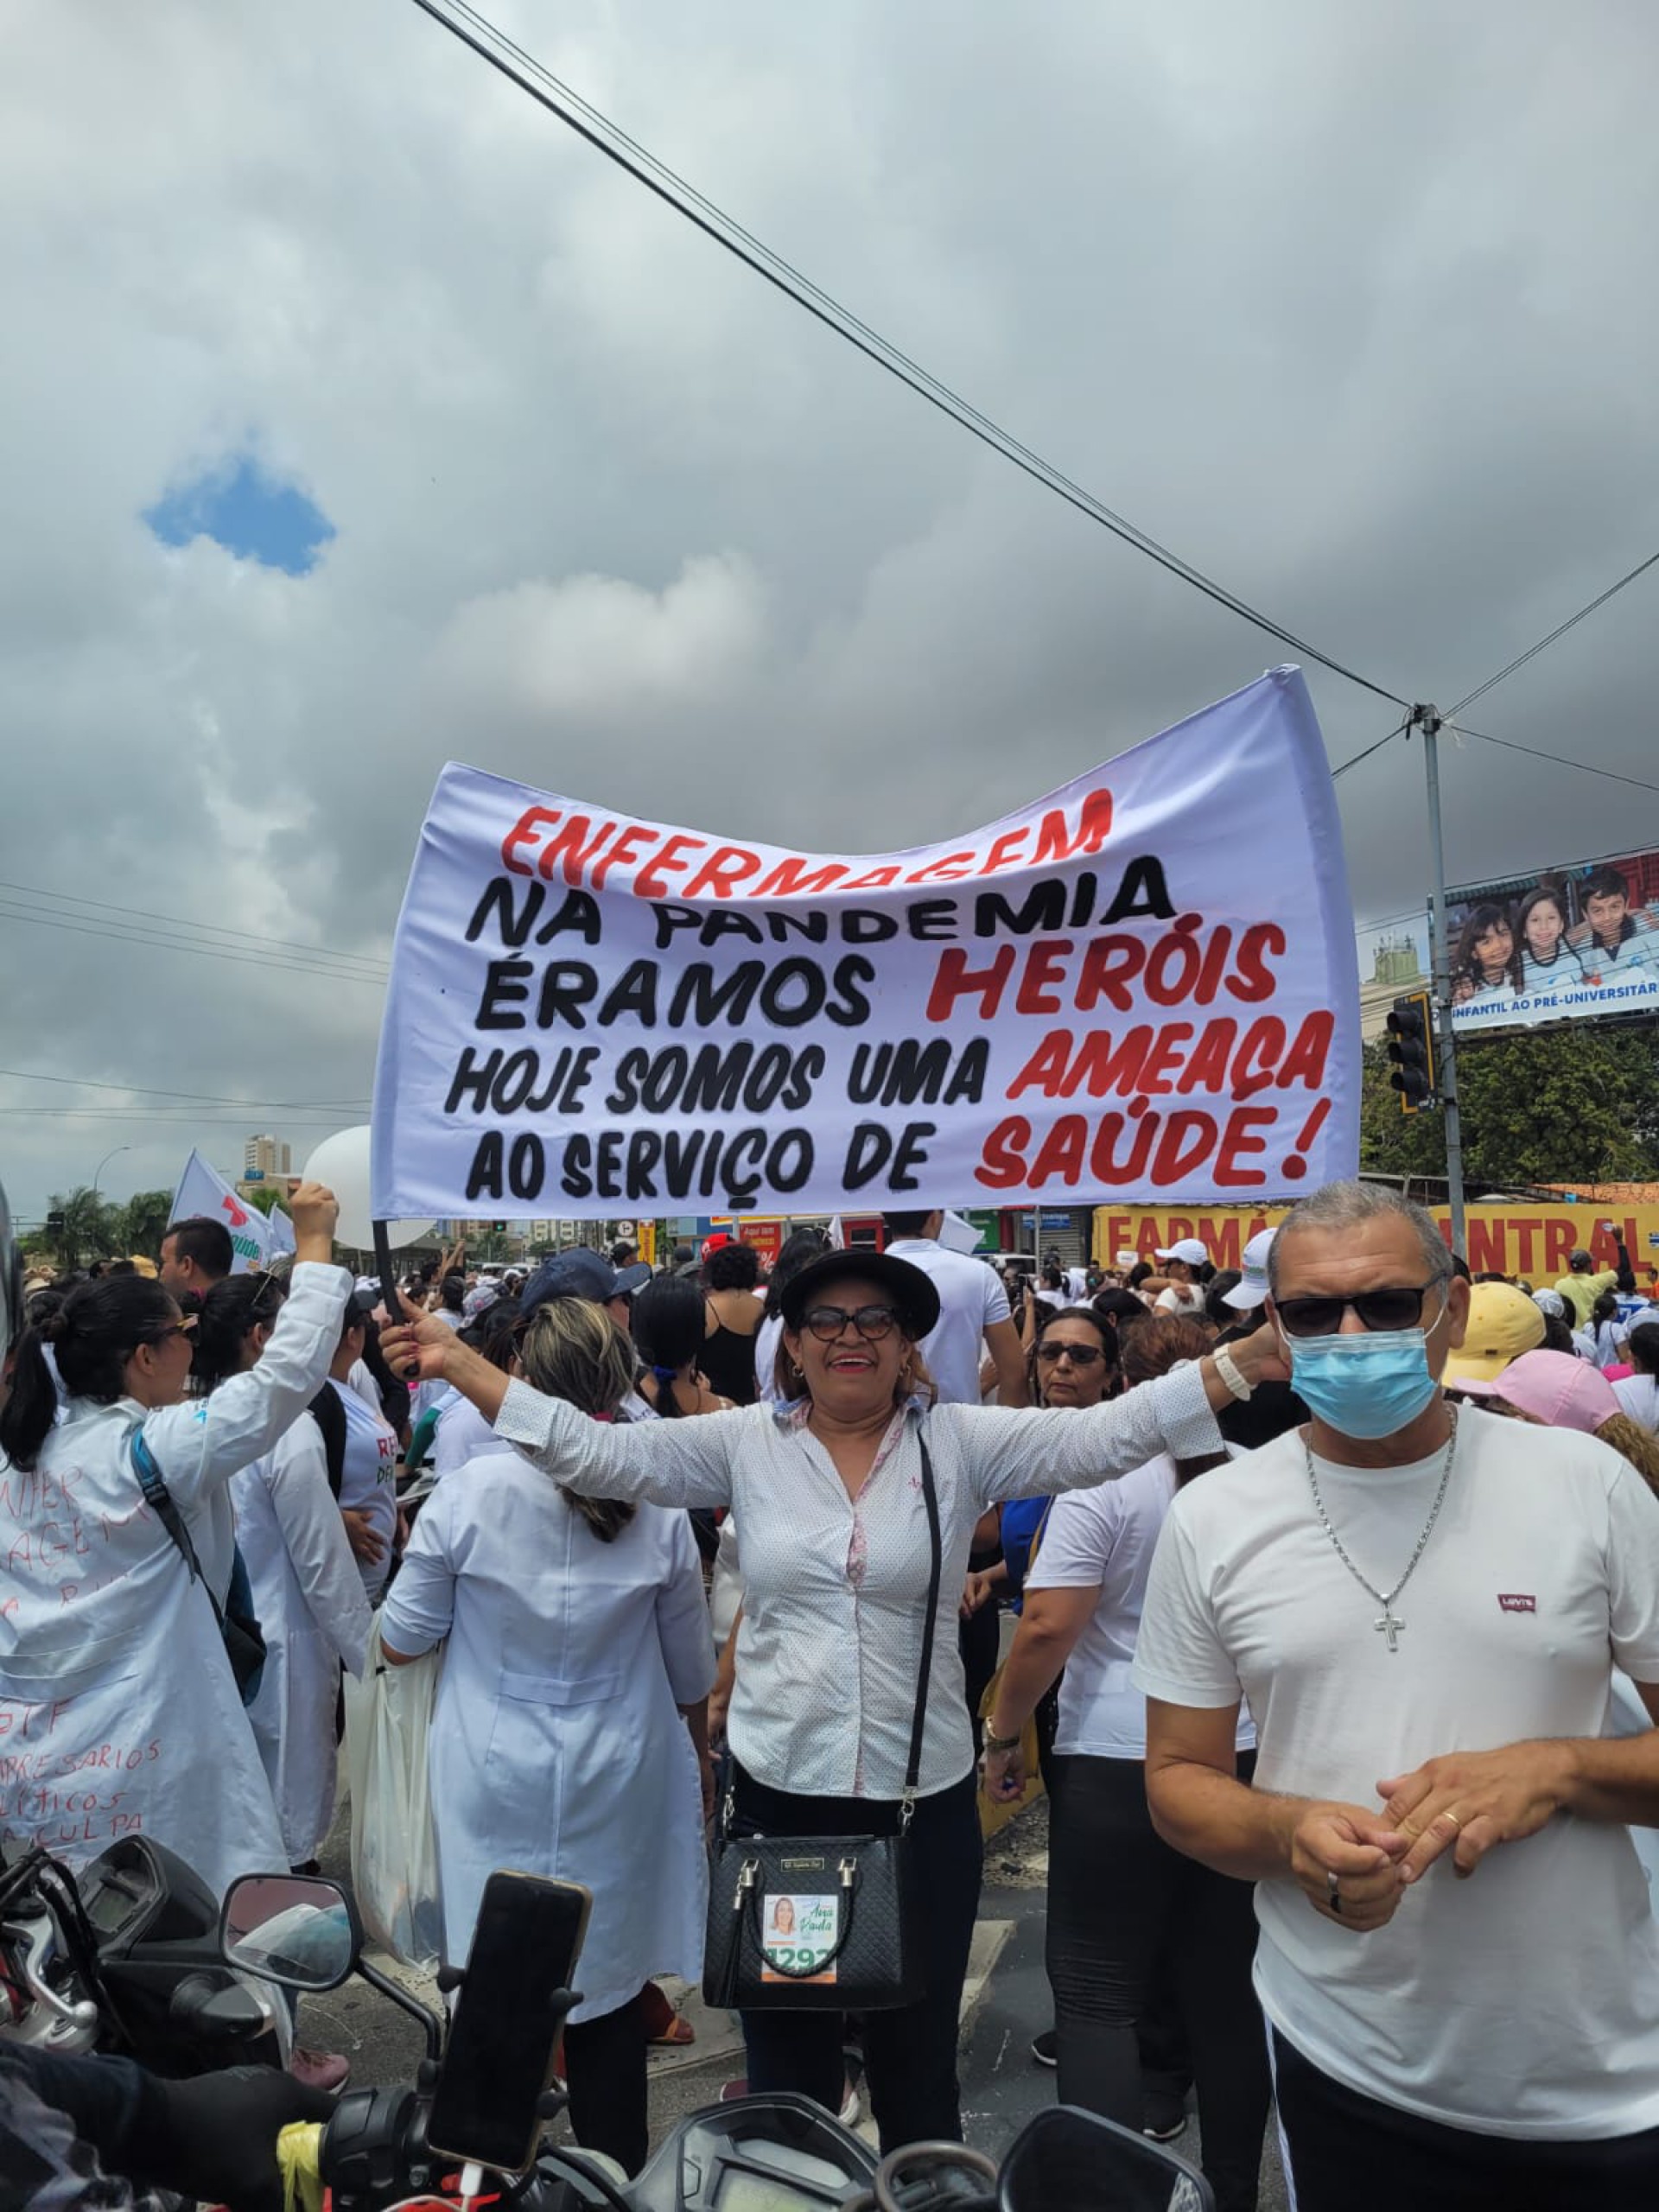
[1065,1266,1089,1302]
[1133,1412,1659,2139]
[1027,1454,1252,1760]
[1154,1282,1206,1319]
[328,1376,399,1599]
[346,1358,383,1413]
[1613,1372,1659,1433]
[883,1239,1012,1406]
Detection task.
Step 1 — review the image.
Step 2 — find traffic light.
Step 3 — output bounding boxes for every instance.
[1386,990,1436,1114]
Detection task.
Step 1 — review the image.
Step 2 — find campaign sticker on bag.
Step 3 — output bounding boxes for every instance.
[760,1892,838,1983]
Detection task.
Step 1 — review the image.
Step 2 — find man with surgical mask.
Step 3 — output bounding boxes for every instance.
[1132,1180,1659,2209]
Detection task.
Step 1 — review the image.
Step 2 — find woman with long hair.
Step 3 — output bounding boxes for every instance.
[379,1297,715,2176]
[0,1185,344,1894]
[1516,885,1586,1000]
[1451,902,1522,1005]
[982,1318,1267,2212]
[194,1273,371,1868]
[382,1249,1282,2150]
[632,1274,734,1417]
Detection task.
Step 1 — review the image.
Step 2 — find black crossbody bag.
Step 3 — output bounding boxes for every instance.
[702,1433,943,2013]
[131,1430,267,1707]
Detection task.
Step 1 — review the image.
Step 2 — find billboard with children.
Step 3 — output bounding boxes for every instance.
[1443,848,1659,1033]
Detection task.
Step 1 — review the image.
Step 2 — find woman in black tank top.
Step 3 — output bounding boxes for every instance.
[700,1237,765,1404]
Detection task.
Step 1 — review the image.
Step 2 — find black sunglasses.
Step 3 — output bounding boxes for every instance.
[1274,1284,1442,1338]
[1036,1342,1106,1367]
[802,1303,901,1343]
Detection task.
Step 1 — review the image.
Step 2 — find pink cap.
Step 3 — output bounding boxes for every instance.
[1454,1349,1618,1433]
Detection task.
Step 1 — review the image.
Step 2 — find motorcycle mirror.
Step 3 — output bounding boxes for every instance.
[219,1873,362,1992]
[998,2105,1216,2212]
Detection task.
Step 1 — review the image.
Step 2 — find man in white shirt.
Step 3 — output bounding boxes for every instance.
[882,1211,1027,1407]
[1134,1179,1659,2209]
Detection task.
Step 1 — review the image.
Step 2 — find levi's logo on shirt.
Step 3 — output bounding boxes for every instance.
[1497,1592,1537,1614]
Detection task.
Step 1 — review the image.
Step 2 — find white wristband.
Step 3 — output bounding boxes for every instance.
[1211,1345,1254,1402]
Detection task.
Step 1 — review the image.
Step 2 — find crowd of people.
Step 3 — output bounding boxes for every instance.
[4,1183,1659,2211]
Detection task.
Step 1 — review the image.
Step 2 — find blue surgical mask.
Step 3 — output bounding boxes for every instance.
[1284,1318,1442,1440]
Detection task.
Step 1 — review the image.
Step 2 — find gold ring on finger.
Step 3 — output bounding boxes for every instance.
[1443,1810,1463,1832]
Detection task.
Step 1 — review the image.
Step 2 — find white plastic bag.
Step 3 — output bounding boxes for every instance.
[342,1616,445,1973]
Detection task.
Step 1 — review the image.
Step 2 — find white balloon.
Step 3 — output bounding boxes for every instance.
[300,1126,435,1252]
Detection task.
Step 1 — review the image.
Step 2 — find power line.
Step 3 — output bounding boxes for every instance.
[0,880,388,980]
[405,0,1409,710]
[1447,550,1659,718]
[1330,719,1409,780]
[1452,723,1659,798]
[0,1067,370,1111]
[0,1109,363,1122]
[0,902,387,986]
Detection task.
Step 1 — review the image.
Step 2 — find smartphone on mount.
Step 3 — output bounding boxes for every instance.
[424,1871,594,2176]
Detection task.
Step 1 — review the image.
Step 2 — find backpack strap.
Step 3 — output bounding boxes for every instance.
[130,1429,226,1637]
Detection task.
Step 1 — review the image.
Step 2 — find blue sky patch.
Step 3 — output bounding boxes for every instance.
[145,454,334,575]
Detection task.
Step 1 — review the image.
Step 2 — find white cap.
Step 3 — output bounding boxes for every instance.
[1154,1237,1209,1266]
[1530,1287,1567,1319]
[1222,1227,1277,1312]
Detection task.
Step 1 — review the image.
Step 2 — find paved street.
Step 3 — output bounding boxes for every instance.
[307,1789,1289,2207]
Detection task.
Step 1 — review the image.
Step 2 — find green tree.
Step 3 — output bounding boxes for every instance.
[1361,1025,1659,1185]
[118,1190,174,1260]
[37,1185,124,1271]
[242,1185,287,1217]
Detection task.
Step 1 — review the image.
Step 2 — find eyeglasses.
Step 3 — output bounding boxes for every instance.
[149,1319,196,1346]
[1036,1343,1106,1367]
[802,1304,900,1343]
[1274,1285,1442,1338]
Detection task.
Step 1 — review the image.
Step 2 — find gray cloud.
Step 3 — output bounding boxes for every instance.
[3,0,1656,1217]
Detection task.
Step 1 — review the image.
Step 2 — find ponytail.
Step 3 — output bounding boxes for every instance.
[0,1276,179,1472]
[0,1328,65,1472]
[631,1276,703,1418]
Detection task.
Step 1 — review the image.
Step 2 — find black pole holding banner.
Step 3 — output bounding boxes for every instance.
[372,1222,402,1324]
[1410,705,1467,1257]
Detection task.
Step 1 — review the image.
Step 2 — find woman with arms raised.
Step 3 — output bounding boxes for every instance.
[382,1246,1281,2152]
[0,1185,346,1897]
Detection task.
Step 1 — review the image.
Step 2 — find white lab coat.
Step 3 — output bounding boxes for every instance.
[232,1413,372,1864]
[381,1449,715,2018]
[0,1262,351,1897]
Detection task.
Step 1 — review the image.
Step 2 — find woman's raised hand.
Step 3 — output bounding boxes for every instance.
[286,1180,339,1259]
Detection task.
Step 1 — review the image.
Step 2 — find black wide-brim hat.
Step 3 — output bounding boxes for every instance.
[779,1249,942,1339]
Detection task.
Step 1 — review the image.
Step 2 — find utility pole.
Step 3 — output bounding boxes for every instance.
[1412,706,1467,1256]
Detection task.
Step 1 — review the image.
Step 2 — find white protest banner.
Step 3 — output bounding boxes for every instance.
[169,1148,289,1271]
[372,667,1360,1218]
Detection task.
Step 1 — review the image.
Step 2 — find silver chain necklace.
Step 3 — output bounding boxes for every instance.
[1302,1408,1458,1651]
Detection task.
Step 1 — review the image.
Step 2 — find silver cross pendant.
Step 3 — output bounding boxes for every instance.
[1374,1604,1405,1652]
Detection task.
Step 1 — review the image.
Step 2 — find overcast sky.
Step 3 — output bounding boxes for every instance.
[4,0,1656,1220]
